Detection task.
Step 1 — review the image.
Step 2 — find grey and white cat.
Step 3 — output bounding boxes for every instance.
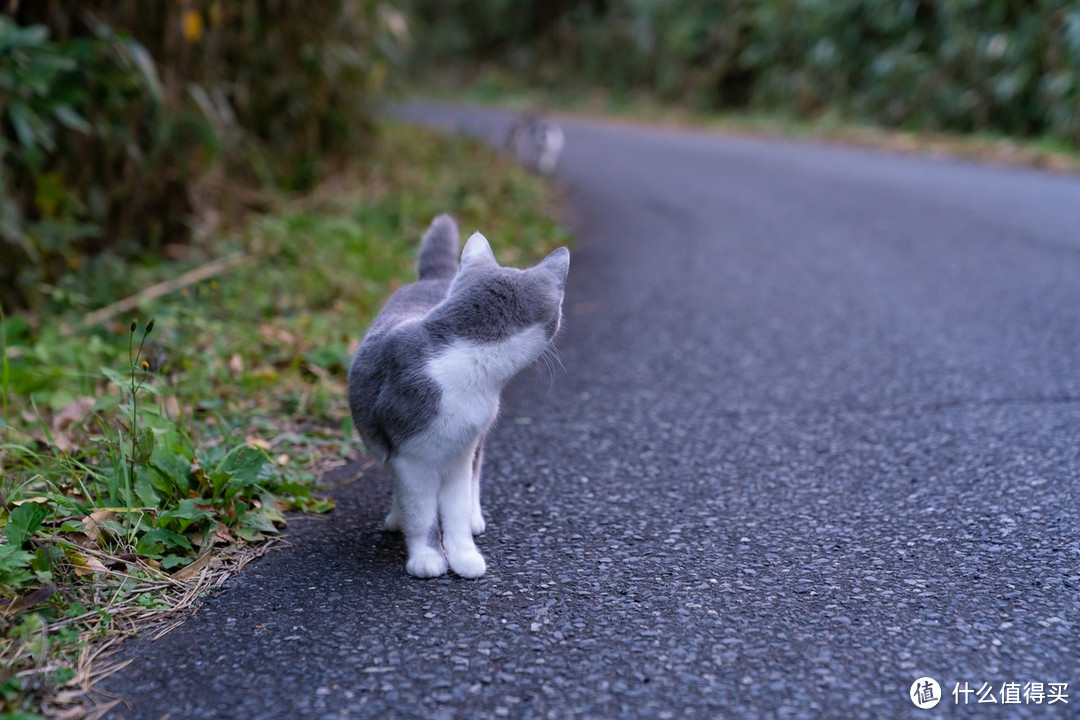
[348,214,569,578]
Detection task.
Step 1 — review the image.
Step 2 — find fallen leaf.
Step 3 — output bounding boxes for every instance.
[11,496,50,506]
[53,397,95,432]
[67,551,110,576]
[246,436,271,451]
[228,353,244,376]
[259,324,297,346]
[213,526,237,545]
[305,362,330,380]
[82,510,116,544]
[49,397,98,453]
[0,585,58,614]
[105,553,137,572]
[172,550,215,581]
[161,394,182,418]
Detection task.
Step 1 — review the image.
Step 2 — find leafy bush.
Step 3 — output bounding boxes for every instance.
[407,0,1080,146]
[1,1,407,312]
[0,18,206,311]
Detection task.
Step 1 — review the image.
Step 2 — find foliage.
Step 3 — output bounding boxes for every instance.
[0,17,207,311]
[406,0,1080,147]
[1,1,408,312]
[0,122,567,716]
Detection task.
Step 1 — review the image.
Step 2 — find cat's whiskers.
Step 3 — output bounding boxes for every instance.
[535,342,565,392]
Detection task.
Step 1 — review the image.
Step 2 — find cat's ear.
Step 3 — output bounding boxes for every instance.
[538,247,570,287]
[460,232,497,269]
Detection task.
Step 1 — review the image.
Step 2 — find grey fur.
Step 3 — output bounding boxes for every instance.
[425,522,442,552]
[346,325,441,462]
[347,214,569,578]
[417,214,459,280]
[506,114,565,175]
[349,217,568,461]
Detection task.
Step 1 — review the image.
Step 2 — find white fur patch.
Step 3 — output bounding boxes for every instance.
[400,325,548,460]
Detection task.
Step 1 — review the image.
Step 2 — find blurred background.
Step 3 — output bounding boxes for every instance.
[3,0,1079,313]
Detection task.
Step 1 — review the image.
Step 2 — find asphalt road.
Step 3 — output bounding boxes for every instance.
[102,104,1080,719]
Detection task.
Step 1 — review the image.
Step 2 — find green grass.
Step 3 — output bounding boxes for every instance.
[0,121,568,717]
[417,70,1080,174]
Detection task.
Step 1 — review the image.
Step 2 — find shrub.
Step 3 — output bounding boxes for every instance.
[407,0,1080,145]
[0,1,406,312]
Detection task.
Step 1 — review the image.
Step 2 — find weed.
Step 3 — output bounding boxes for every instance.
[124,318,154,511]
[1,303,9,421]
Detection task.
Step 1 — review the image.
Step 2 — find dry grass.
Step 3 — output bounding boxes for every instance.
[18,540,287,719]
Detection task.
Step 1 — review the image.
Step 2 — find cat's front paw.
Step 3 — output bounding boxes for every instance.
[447,548,486,579]
[406,550,448,578]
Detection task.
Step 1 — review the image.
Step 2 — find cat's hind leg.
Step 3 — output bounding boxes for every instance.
[383,486,402,532]
[470,441,486,535]
[440,450,487,578]
[389,456,447,578]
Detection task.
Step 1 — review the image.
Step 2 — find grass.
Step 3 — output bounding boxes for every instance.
[417,69,1080,175]
[0,121,569,718]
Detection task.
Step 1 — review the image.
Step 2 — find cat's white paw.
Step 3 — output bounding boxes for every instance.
[470,513,486,535]
[383,510,401,532]
[406,550,447,578]
[447,548,486,578]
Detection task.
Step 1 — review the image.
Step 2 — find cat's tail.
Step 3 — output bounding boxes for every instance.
[417,214,460,281]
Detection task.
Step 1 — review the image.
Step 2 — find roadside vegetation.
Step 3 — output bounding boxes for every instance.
[9,1,1076,716]
[406,0,1080,171]
[1,3,567,716]
[0,122,568,718]
[423,75,1080,175]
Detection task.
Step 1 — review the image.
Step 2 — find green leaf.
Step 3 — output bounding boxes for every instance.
[5,502,49,545]
[0,548,36,589]
[134,535,164,558]
[133,473,160,507]
[238,510,279,535]
[160,498,212,523]
[8,101,44,154]
[208,470,232,497]
[148,428,193,496]
[52,105,92,134]
[157,498,212,535]
[299,496,335,514]
[216,446,268,486]
[235,526,266,543]
[100,366,129,388]
[136,527,192,556]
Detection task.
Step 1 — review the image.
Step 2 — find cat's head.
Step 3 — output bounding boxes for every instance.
[441,232,569,350]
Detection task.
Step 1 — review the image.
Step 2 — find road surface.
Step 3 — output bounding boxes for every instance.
[102,104,1080,719]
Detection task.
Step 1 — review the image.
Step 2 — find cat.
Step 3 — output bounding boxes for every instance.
[506,113,565,175]
[348,214,569,578]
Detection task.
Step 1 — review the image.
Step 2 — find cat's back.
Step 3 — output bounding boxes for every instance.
[361,278,450,342]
